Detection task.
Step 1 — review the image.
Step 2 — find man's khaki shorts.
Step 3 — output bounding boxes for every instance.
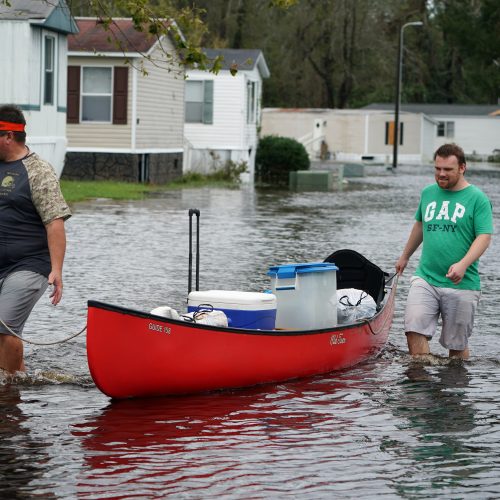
[404,276,481,351]
[0,270,48,337]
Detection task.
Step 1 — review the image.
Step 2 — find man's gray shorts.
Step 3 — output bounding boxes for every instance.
[0,271,48,337]
[405,276,481,351]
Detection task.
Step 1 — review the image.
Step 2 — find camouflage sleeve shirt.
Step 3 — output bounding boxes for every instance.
[0,151,71,279]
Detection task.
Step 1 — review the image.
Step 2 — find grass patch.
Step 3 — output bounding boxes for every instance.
[60,161,249,202]
[60,162,248,203]
[164,172,240,190]
[60,180,152,203]
[61,173,242,203]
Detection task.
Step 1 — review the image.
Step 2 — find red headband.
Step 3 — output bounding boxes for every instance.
[0,121,25,132]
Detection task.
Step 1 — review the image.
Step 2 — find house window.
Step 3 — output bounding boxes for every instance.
[81,67,113,122]
[247,80,257,124]
[44,36,55,105]
[385,121,403,145]
[67,66,128,125]
[437,121,455,138]
[185,80,213,124]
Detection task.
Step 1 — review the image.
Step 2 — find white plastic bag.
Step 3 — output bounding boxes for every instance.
[181,309,228,327]
[336,288,376,324]
[150,306,181,320]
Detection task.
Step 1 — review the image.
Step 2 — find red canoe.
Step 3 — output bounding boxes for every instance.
[86,250,398,399]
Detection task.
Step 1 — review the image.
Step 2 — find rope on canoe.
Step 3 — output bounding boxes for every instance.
[363,274,399,336]
[0,317,86,346]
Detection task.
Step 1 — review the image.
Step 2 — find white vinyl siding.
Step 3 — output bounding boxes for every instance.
[0,23,38,105]
[0,21,70,176]
[433,116,500,156]
[185,73,244,148]
[67,56,131,148]
[57,32,68,111]
[67,48,185,151]
[135,43,185,150]
[184,59,267,177]
[369,114,420,154]
[332,114,366,153]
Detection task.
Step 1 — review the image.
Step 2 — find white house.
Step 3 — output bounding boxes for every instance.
[184,48,270,181]
[364,103,500,159]
[0,0,78,177]
[261,108,437,164]
[64,17,185,183]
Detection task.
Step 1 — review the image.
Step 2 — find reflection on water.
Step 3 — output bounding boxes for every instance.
[1,164,500,498]
[73,364,400,497]
[403,362,474,435]
[0,386,56,499]
[393,363,478,496]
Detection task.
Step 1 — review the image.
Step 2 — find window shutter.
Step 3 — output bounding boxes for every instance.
[386,121,395,146]
[67,66,80,124]
[113,66,128,125]
[203,80,213,124]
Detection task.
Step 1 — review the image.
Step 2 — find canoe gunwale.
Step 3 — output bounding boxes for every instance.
[87,282,395,337]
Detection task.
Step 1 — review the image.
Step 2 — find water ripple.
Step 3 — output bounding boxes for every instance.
[2,165,500,498]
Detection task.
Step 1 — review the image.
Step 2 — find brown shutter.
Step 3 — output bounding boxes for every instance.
[113,66,128,125]
[387,121,395,146]
[67,66,80,124]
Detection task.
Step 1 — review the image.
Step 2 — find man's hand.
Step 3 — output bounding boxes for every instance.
[45,218,66,305]
[446,262,467,285]
[48,271,63,305]
[395,256,409,275]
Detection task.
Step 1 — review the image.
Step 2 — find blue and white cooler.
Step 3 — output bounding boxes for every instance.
[187,290,277,330]
[267,262,338,330]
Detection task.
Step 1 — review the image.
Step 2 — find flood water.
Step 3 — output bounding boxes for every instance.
[1,163,499,499]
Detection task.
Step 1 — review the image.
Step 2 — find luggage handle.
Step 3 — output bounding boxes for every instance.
[188,208,200,294]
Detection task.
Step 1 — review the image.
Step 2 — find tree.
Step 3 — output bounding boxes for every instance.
[424,0,500,103]
[9,0,496,105]
[65,0,299,73]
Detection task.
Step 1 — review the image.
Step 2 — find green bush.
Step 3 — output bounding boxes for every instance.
[208,159,248,183]
[255,135,310,186]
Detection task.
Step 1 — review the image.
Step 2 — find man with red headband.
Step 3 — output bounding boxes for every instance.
[0,104,71,373]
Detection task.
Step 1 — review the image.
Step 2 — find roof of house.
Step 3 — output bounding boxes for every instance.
[0,0,78,34]
[203,48,270,78]
[262,107,439,124]
[363,103,500,116]
[68,17,175,54]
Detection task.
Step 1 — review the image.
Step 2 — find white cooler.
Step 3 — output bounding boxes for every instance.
[187,290,277,329]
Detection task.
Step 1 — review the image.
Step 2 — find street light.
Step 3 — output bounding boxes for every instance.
[392,21,423,170]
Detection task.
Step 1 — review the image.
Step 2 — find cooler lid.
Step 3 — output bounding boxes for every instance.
[188,290,277,309]
[267,262,338,279]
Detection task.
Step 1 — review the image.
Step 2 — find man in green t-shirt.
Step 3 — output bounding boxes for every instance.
[396,143,493,359]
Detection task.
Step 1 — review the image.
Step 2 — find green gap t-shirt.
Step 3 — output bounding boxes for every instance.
[415,184,493,290]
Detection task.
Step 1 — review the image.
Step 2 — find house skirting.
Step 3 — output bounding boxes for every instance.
[62,152,183,184]
[183,147,256,182]
[28,136,67,179]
